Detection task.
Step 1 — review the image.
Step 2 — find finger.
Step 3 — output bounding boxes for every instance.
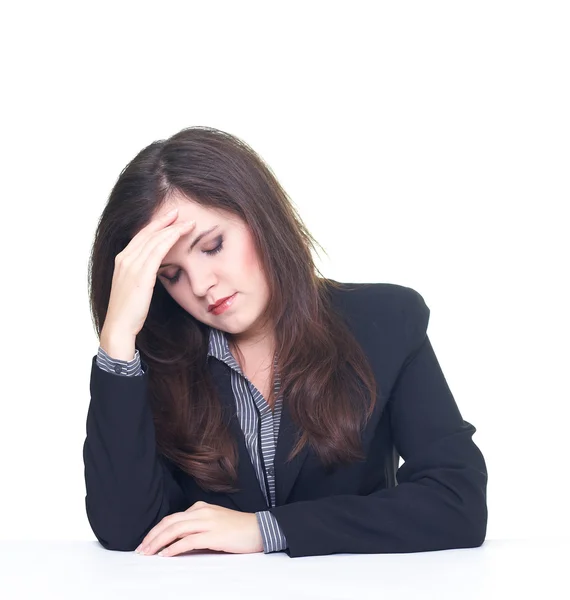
[125,220,195,269]
[158,533,215,557]
[123,210,195,262]
[136,512,188,553]
[136,502,211,553]
[130,220,195,276]
[141,516,209,556]
[122,209,181,258]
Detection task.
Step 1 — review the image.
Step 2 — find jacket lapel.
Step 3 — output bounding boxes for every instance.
[207,356,309,510]
[208,358,269,513]
[274,398,310,506]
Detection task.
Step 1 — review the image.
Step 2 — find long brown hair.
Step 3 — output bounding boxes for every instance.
[88,126,379,493]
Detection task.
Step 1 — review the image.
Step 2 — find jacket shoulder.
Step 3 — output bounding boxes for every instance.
[325,279,430,352]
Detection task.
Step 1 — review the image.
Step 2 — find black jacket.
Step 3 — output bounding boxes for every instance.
[83,281,488,558]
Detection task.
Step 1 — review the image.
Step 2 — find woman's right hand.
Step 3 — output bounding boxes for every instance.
[101,208,196,342]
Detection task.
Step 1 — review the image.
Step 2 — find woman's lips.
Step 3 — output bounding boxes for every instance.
[210,293,237,315]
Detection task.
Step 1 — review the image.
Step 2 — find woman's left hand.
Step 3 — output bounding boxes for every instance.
[135,501,264,556]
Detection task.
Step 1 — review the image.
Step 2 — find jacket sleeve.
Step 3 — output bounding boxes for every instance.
[83,354,190,551]
[268,291,488,558]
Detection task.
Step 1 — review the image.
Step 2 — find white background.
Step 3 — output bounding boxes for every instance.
[0,1,568,542]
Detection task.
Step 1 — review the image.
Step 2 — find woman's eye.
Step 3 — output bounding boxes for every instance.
[164,271,181,285]
[162,239,224,286]
[204,239,223,256]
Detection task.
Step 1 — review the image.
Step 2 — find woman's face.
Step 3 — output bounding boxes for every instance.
[152,194,271,342]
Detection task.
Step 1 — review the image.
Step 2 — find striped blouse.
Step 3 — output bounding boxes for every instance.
[95,326,288,553]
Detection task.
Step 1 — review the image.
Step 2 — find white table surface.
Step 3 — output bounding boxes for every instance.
[0,538,566,599]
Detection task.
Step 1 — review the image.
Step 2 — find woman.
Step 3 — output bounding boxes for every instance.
[84,126,488,559]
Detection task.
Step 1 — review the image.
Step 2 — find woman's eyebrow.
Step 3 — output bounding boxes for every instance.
[159,225,219,269]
